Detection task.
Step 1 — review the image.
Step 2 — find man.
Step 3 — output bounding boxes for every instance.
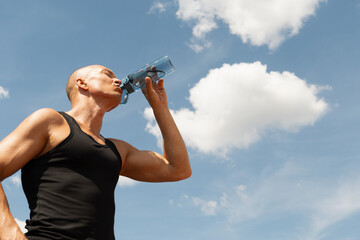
[0,65,192,239]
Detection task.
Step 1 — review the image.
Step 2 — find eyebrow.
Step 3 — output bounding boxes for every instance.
[101,69,115,77]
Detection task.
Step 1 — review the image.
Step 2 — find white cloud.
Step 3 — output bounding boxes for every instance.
[175,0,326,51]
[144,61,329,155]
[186,38,212,53]
[179,162,360,239]
[15,218,27,233]
[0,86,9,99]
[214,162,317,222]
[9,174,21,187]
[117,176,139,187]
[149,1,173,14]
[192,197,218,216]
[305,178,360,240]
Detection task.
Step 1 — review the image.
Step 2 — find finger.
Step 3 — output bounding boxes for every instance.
[145,77,152,89]
[144,77,154,94]
[158,78,164,88]
[150,78,163,91]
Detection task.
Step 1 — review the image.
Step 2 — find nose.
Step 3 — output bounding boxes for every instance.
[114,78,121,86]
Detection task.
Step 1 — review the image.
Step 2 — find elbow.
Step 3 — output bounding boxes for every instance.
[173,167,192,181]
[168,155,192,181]
[184,168,192,179]
[180,157,192,180]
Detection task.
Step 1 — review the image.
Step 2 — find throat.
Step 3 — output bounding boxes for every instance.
[65,110,104,143]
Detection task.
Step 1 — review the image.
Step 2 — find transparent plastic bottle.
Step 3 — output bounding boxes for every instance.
[120,55,175,104]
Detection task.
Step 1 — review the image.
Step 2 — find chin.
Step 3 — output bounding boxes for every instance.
[106,101,121,112]
[107,106,116,112]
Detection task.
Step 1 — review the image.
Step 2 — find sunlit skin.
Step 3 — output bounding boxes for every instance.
[0,65,191,239]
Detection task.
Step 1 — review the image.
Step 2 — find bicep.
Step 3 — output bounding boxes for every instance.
[116,141,176,182]
[0,110,50,180]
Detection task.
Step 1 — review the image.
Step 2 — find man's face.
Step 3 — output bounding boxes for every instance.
[86,65,123,110]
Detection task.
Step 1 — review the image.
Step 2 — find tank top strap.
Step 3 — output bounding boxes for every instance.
[57,111,77,133]
[57,112,110,147]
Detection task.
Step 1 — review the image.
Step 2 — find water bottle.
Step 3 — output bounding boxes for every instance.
[120,56,175,104]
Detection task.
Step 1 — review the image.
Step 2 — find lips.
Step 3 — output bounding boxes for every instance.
[115,86,123,94]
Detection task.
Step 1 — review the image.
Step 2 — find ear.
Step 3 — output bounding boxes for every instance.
[75,78,88,90]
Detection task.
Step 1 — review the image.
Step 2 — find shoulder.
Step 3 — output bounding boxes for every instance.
[107,138,137,155]
[107,138,138,162]
[28,108,62,120]
[20,108,67,137]
[107,138,131,171]
[26,108,65,126]
[0,109,66,180]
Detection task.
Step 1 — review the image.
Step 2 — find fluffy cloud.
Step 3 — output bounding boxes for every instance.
[117,176,139,187]
[306,178,360,240]
[148,1,173,14]
[178,162,360,239]
[15,218,27,233]
[192,197,219,216]
[144,61,329,155]
[9,174,21,187]
[175,0,326,51]
[0,86,9,99]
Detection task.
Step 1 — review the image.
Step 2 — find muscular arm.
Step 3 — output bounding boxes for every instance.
[117,77,191,182]
[0,108,61,239]
[0,184,27,239]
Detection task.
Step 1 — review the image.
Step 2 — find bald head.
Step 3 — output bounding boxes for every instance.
[66,65,105,102]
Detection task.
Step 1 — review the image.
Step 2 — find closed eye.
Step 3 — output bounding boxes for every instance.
[102,69,116,78]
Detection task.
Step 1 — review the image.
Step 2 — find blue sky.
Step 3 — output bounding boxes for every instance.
[1,0,359,239]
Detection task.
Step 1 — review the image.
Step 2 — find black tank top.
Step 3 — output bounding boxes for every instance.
[21,112,122,240]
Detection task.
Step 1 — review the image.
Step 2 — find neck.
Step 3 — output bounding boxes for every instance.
[66,103,105,136]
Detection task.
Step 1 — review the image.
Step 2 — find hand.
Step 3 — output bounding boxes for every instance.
[142,77,168,109]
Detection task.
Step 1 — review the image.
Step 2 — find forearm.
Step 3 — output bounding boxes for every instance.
[0,183,26,239]
[142,77,191,180]
[153,106,191,178]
